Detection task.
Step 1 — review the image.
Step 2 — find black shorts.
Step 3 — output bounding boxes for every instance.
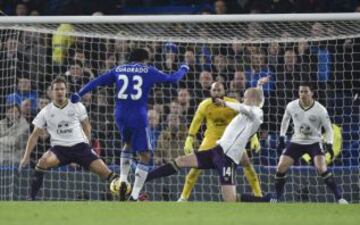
[195,145,237,185]
[282,142,325,161]
[50,142,99,169]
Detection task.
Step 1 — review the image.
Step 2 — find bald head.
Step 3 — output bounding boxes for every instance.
[210,82,225,99]
[244,88,263,106]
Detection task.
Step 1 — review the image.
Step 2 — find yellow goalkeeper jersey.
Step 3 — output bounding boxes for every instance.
[189,97,238,150]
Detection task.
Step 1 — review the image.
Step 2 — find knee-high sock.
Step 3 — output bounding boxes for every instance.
[322,170,342,200]
[130,162,150,200]
[120,148,132,183]
[243,164,263,197]
[146,160,179,182]
[180,168,202,200]
[30,166,46,200]
[275,172,286,199]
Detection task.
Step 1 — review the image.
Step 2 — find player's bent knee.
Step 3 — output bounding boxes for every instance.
[315,166,327,175]
[37,157,51,169]
[37,151,60,169]
[276,163,289,174]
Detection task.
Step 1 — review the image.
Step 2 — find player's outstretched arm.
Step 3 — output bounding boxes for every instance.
[71,71,116,103]
[215,98,253,118]
[19,127,43,168]
[150,65,189,84]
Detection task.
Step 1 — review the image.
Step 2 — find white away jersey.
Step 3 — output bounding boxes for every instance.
[281,99,333,145]
[217,103,263,165]
[32,101,89,147]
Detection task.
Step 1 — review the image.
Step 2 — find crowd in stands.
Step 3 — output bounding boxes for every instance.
[1,0,360,16]
[0,0,359,168]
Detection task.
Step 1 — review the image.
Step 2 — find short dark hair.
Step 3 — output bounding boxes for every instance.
[298,81,314,91]
[185,47,195,53]
[51,76,68,89]
[128,48,149,62]
[6,104,20,114]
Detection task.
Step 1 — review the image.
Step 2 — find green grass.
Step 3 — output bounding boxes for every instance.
[0,202,359,225]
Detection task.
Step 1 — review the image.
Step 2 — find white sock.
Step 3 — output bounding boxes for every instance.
[131,163,149,200]
[120,148,131,183]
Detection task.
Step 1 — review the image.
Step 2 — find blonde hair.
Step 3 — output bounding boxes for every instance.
[244,88,263,106]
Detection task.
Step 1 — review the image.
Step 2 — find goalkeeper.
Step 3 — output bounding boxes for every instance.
[178,82,263,201]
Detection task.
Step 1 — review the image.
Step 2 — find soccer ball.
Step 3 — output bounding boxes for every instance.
[110,178,132,197]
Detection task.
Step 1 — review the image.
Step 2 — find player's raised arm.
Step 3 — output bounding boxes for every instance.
[20,127,44,168]
[215,88,263,118]
[71,70,116,103]
[149,65,189,84]
[256,76,270,108]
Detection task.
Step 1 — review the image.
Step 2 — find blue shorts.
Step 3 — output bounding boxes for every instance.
[195,145,236,185]
[116,124,153,153]
[50,142,99,169]
[282,142,325,161]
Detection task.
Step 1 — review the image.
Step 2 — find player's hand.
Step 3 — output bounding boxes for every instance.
[250,134,261,153]
[214,98,225,107]
[257,76,270,86]
[277,136,286,151]
[324,143,335,160]
[19,155,30,170]
[70,93,81,103]
[184,136,194,155]
[180,64,190,72]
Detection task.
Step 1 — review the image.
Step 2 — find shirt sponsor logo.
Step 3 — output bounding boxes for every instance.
[57,120,73,135]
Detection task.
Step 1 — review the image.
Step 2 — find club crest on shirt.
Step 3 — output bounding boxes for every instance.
[67,110,75,117]
[309,115,317,122]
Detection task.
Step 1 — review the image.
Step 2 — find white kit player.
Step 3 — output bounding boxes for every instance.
[273,82,348,204]
[145,77,272,202]
[19,76,119,200]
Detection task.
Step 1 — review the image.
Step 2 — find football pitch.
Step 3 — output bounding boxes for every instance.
[0,202,359,225]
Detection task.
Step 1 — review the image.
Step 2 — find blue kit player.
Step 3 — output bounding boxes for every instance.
[71,48,189,201]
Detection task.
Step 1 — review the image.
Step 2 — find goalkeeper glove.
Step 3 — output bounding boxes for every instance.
[180,64,190,72]
[70,93,81,103]
[277,136,286,152]
[184,136,194,155]
[250,134,261,153]
[324,143,335,160]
